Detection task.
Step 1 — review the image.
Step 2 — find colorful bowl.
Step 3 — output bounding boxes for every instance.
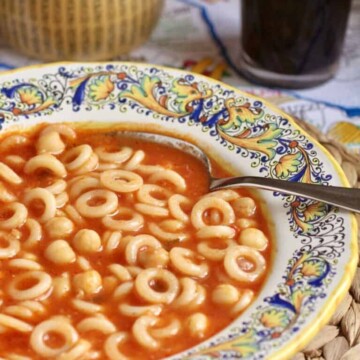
[0,62,357,359]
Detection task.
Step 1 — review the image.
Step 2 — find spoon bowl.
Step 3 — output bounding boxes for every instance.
[118,131,360,213]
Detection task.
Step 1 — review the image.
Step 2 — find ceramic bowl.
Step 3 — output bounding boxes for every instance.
[0,62,357,359]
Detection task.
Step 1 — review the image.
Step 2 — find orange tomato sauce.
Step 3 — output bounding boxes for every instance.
[0,124,272,359]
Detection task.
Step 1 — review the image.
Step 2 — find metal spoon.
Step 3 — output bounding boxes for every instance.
[118,131,360,213]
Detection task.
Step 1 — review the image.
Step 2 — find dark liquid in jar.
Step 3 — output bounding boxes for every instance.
[241,0,351,75]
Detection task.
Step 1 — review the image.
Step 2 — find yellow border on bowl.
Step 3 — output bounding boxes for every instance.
[0,61,357,360]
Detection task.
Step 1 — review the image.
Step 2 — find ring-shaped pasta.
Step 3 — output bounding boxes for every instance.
[36,131,65,155]
[0,162,23,185]
[118,303,163,317]
[148,220,188,242]
[197,239,237,261]
[127,265,146,276]
[0,231,20,259]
[103,231,122,253]
[171,277,198,308]
[203,189,240,202]
[40,124,76,140]
[77,316,116,334]
[125,235,162,265]
[7,259,42,271]
[97,162,120,171]
[134,203,169,217]
[104,332,129,360]
[4,304,34,320]
[3,301,45,323]
[102,207,144,232]
[101,170,143,193]
[67,173,99,186]
[123,150,145,171]
[30,318,79,357]
[72,299,103,315]
[170,248,209,278]
[75,189,118,218]
[56,339,91,360]
[72,152,99,175]
[0,134,29,151]
[8,271,52,301]
[69,176,100,199]
[191,197,235,229]
[168,194,192,223]
[108,264,132,282]
[224,245,266,282]
[135,268,179,304]
[148,170,186,193]
[64,205,86,226]
[151,318,181,339]
[76,256,92,271]
[95,146,133,163]
[0,202,28,229]
[24,154,67,178]
[132,315,159,349]
[196,225,236,239]
[4,155,26,172]
[136,184,172,207]
[55,192,69,208]
[0,181,16,203]
[45,179,67,195]
[231,289,254,314]
[23,188,57,223]
[19,300,46,315]
[62,145,93,171]
[189,284,207,309]
[113,282,134,299]
[0,314,33,333]
[136,164,165,175]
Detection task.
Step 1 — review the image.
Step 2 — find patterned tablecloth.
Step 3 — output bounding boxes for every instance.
[0,0,359,152]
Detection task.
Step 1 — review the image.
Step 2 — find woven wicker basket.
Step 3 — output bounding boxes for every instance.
[0,0,164,61]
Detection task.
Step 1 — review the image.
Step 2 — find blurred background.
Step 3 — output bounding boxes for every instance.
[0,0,359,152]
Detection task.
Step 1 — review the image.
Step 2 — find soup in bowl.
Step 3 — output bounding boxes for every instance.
[0,123,271,359]
[0,62,355,360]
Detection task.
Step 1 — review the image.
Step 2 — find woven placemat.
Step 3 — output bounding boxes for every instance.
[291,119,360,360]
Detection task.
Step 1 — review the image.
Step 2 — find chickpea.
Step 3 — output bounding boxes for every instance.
[45,240,76,265]
[73,229,102,254]
[238,228,268,251]
[232,197,256,217]
[187,313,208,338]
[45,217,74,238]
[73,270,102,296]
[212,284,239,305]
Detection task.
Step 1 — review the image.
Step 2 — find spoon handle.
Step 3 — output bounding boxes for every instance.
[210,176,360,213]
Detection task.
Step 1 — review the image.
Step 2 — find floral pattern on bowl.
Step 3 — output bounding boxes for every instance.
[0,62,357,360]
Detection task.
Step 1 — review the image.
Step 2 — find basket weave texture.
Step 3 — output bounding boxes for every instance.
[293,119,360,360]
[0,0,164,61]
